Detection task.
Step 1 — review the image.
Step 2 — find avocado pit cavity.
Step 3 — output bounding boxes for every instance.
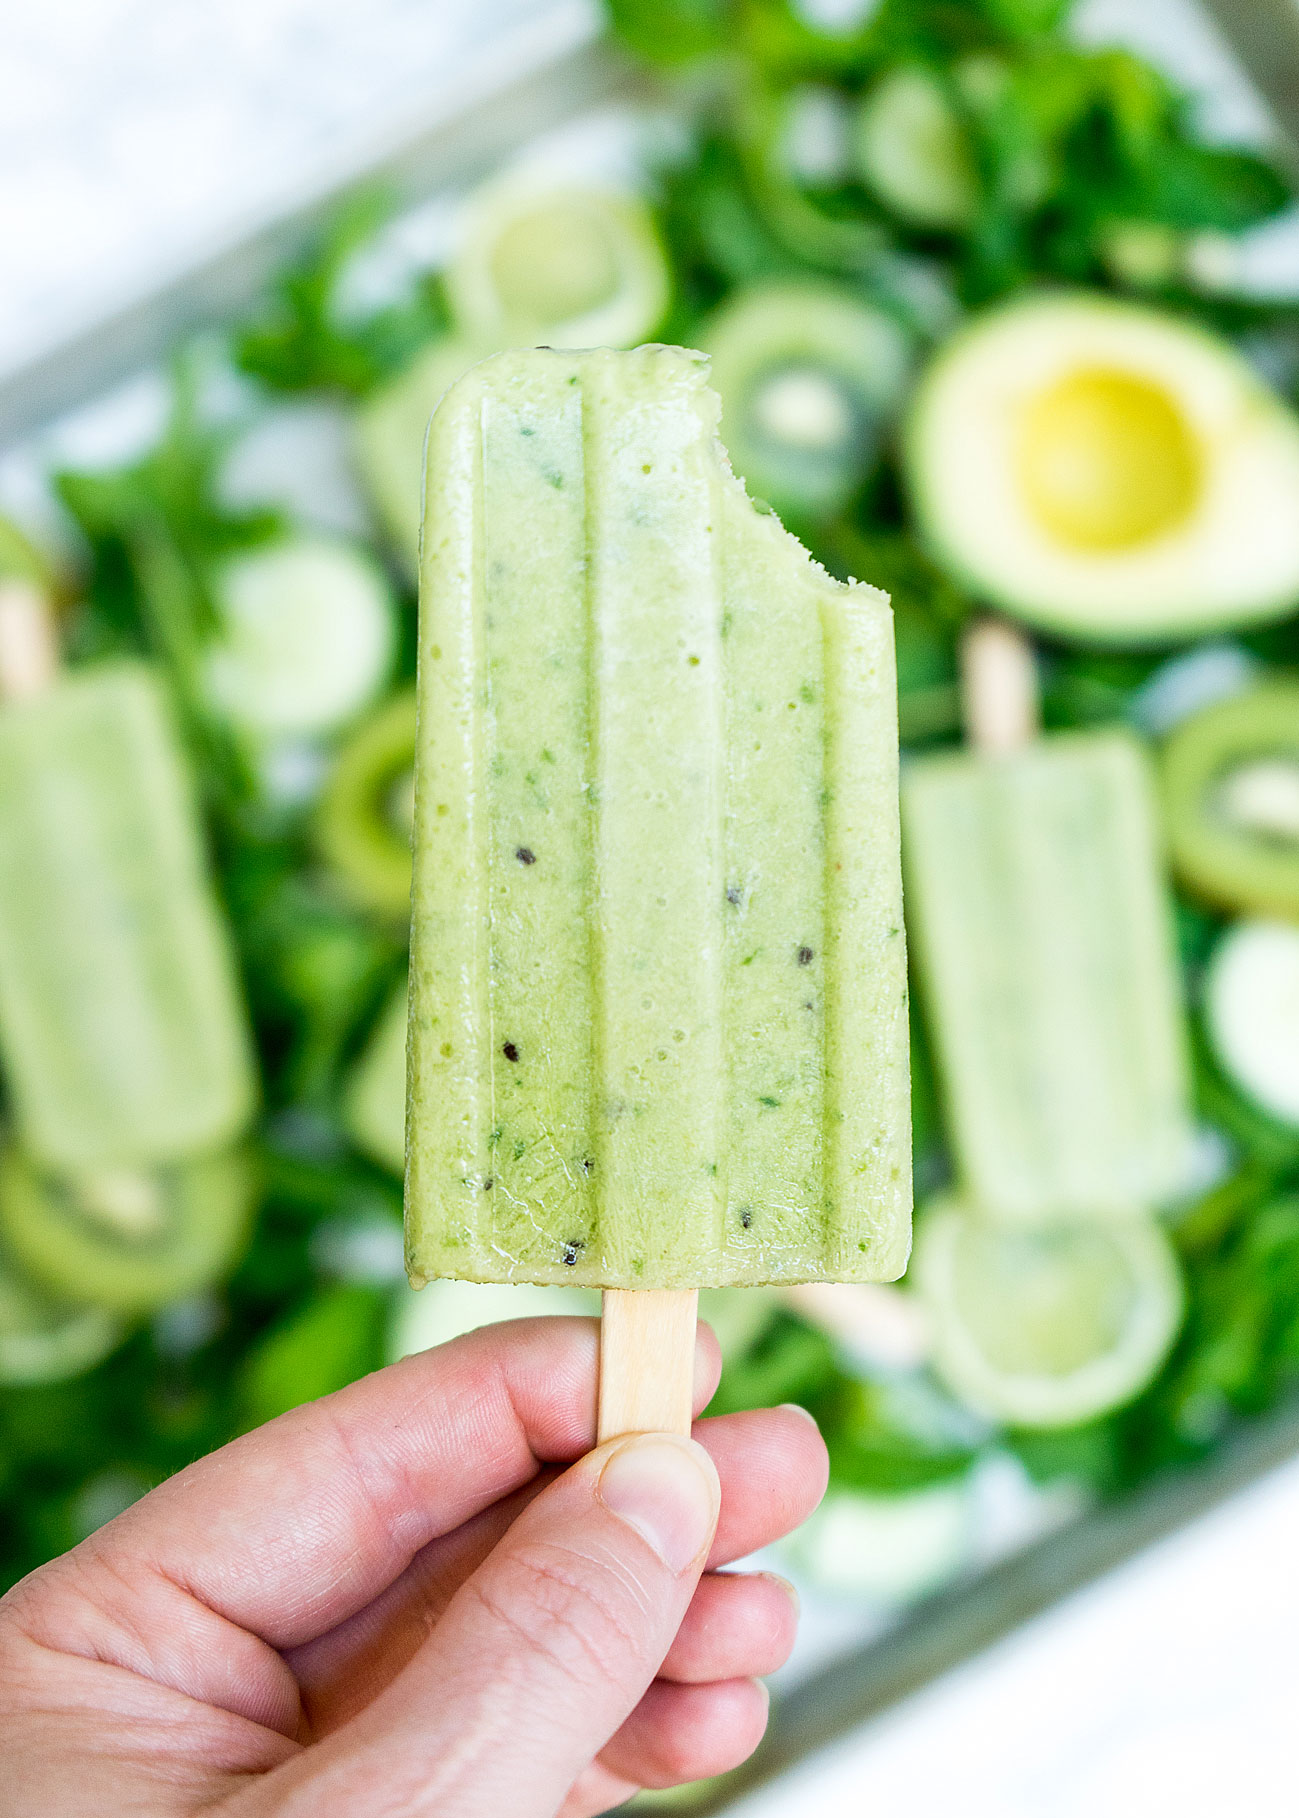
[1018,368,1201,553]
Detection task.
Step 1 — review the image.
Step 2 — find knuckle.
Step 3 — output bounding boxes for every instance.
[467,1536,651,1692]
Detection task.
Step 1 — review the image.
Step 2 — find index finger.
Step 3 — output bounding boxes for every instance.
[56,1315,721,1650]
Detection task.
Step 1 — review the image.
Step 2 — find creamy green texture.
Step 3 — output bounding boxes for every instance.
[406,346,910,1288]
[0,664,255,1173]
[903,730,1193,1222]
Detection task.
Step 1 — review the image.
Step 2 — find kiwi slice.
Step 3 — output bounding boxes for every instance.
[855,66,978,231]
[316,689,417,920]
[445,181,670,352]
[699,279,911,519]
[0,1245,122,1384]
[0,1143,256,1314]
[1161,682,1299,917]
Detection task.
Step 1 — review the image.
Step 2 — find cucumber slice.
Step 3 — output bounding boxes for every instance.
[784,1482,972,1600]
[205,536,396,739]
[1205,920,1299,1127]
[388,1263,773,1363]
[700,280,911,517]
[855,67,978,231]
[912,1197,1183,1429]
[906,294,1299,644]
[343,975,408,1174]
[0,1144,257,1314]
[0,1247,122,1384]
[355,338,482,570]
[316,689,416,920]
[1162,683,1299,917]
[445,181,669,353]
[389,1276,598,1363]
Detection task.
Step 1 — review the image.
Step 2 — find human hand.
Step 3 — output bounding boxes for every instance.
[0,1316,826,1816]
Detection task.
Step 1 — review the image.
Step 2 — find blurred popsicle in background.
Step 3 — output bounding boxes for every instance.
[0,564,258,1347]
[0,590,254,1175]
[904,620,1194,1226]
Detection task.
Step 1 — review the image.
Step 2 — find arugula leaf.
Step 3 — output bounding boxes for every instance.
[237,1282,387,1429]
[55,367,271,817]
[606,0,726,63]
[978,0,1071,38]
[820,1377,979,1492]
[236,189,448,397]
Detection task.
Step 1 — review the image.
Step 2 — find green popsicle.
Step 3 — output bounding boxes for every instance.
[903,701,1192,1224]
[0,661,255,1173]
[405,345,910,1291]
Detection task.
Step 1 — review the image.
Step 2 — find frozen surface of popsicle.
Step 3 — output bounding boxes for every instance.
[0,662,255,1173]
[406,345,910,1288]
[903,728,1192,1222]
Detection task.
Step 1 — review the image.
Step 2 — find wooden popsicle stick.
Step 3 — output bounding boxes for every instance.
[598,1288,698,1442]
[961,615,1039,755]
[0,579,59,701]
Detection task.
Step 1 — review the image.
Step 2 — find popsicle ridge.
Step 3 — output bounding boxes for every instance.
[406,345,910,1288]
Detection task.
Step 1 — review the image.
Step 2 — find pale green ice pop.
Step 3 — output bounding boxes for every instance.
[0,661,255,1174]
[903,712,1193,1224]
[405,345,910,1291]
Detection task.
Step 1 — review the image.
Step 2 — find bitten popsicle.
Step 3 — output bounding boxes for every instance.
[405,345,911,1436]
[902,620,1193,1225]
[0,585,255,1176]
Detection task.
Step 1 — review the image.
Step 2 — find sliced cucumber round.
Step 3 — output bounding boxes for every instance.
[1162,682,1299,917]
[700,279,911,518]
[355,337,483,570]
[389,1276,598,1363]
[446,181,669,352]
[906,294,1299,644]
[912,1197,1183,1429]
[0,1247,122,1384]
[1205,920,1299,1127]
[205,536,396,739]
[784,1482,973,1600]
[316,689,416,920]
[0,1144,257,1315]
[855,66,978,231]
[343,975,408,1174]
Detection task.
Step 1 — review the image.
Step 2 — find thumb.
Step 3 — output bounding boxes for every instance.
[267,1433,721,1817]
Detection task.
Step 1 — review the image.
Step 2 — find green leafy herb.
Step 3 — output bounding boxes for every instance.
[236,190,449,396]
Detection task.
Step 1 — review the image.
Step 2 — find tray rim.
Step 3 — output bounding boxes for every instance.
[661,1393,1299,1813]
[0,14,631,449]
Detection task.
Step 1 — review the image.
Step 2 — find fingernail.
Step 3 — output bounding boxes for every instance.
[778,1401,820,1430]
[598,1435,720,1574]
[756,1570,801,1618]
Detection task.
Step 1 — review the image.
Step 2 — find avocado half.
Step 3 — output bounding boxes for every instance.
[906,293,1299,644]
